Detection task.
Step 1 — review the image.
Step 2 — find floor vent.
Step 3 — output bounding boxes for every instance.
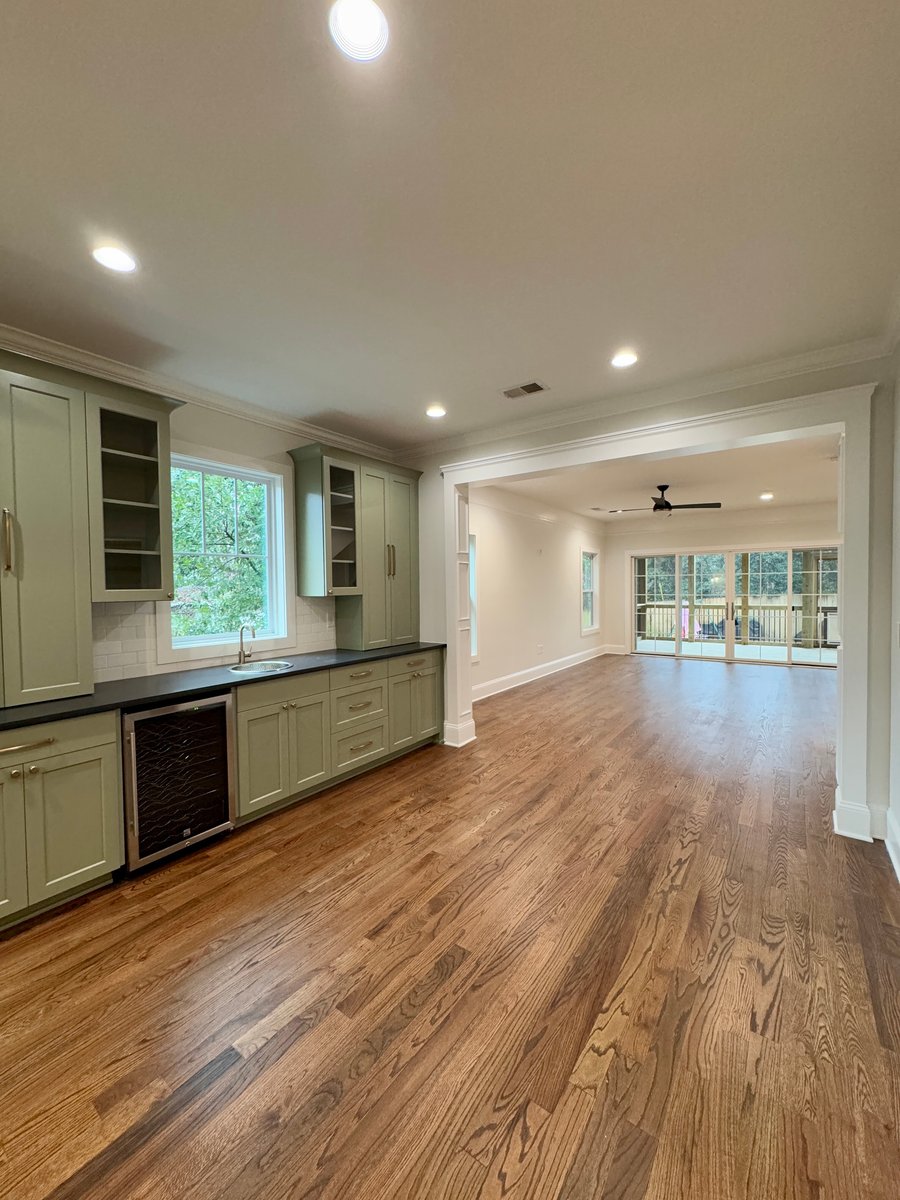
[502,380,548,399]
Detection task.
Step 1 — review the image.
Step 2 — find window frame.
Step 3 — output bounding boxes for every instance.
[156,445,297,665]
[581,547,600,635]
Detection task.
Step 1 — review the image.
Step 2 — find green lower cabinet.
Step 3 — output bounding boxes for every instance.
[0,769,28,919]
[389,667,441,751]
[237,702,292,817]
[23,743,122,903]
[287,694,331,793]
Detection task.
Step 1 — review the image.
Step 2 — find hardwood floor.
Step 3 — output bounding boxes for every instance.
[1,655,898,1199]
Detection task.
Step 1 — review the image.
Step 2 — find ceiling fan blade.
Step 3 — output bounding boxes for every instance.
[668,502,723,510]
[606,507,649,513]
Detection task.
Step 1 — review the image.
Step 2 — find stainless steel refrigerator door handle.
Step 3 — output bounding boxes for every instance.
[2,508,12,573]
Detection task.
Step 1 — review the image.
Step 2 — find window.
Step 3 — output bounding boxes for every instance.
[158,452,293,661]
[581,550,599,633]
[468,534,478,658]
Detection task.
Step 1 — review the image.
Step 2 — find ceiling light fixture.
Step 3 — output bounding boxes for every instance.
[426,403,446,419]
[92,245,137,273]
[328,0,389,61]
[759,491,774,502]
[610,348,638,369]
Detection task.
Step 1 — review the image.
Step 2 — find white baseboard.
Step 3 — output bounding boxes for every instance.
[472,646,610,703]
[443,717,477,748]
[832,786,873,842]
[601,644,629,656]
[886,808,900,884]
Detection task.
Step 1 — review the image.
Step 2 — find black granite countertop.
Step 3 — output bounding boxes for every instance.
[0,643,446,732]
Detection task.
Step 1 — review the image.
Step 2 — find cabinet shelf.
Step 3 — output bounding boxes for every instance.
[103,498,160,510]
[104,548,161,557]
[101,447,159,464]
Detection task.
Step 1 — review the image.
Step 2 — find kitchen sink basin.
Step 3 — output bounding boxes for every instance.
[229,660,293,675]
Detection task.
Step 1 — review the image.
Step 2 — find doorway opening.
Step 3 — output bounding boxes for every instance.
[633,546,839,665]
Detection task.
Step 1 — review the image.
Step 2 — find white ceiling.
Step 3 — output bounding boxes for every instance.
[1,2,899,448]
[487,434,841,520]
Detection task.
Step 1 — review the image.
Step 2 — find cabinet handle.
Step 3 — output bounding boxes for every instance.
[2,508,12,573]
[281,703,289,710]
[386,544,391,577]
[349,670,372,679]
[390,544,397,577]
[0,737,56,757]
[349,740,374,753]
[348,700,372,711]
[289,702,297,708]
[28,765,40,775]
[407,658,426,667]
[9,768,21,779]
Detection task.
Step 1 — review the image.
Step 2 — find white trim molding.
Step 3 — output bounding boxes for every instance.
[833,788,874,842]
[885,808,900,884]
[473,646,610,703]
[443,718,478,748]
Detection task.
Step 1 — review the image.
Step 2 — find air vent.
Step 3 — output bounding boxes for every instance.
[502,380,548,399]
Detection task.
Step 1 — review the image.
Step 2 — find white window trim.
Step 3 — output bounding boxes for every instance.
[156,443,298,665]
[581,546,600,636]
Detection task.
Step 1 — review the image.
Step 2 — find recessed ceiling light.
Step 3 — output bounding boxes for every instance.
[759,492,774,502]
[611,348,638,369]
[426,403,446,419]
[92,245,137,273]
[329,0,389,61]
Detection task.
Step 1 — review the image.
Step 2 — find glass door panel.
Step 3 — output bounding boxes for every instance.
[633,555,677,654]
[679,554,728,658]
[732,550,790,662]
[791,548,839,665]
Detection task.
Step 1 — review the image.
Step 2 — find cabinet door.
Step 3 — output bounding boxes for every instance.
[24,743,123,903]
[414,667,441,740]
[389,674,416,752]
[388,474,419,644]
[324,457,362,595]
[0,767,28,920]
[361,465,390,648]
[237,702,291,816]
[0,373,93,706]
[86,393,174,602]
[288,693,331,793]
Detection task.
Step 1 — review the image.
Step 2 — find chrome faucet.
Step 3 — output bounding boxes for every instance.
[238,624,256,665]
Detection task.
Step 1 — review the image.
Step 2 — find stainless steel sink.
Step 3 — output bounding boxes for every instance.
[229,660,293,675]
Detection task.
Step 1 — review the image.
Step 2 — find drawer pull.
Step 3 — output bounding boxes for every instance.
[28,765,40,775]
[349,670,372,679]
[0,736,56,757]
[406,658,426,667]
[349,739,374,753]
[9,768,21,779]
[2,508,12,573]
[348,701,372,711]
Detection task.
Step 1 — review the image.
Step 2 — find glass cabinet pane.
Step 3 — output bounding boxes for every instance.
[328,463,358,591]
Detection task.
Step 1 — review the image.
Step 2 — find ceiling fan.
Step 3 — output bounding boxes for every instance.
[595,483,723,516]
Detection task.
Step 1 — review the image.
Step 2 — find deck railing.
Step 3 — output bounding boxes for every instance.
[636,602,838,646]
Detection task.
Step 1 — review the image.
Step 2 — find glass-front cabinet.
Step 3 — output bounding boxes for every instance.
[325,458,360,593]
[86,393,177,601]
[290,445,362,597]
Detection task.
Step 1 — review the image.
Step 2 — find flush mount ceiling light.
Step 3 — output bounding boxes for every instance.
[610,348,638,369]
[328,0,389,61]
[92,245,137,273]
[759,491,774,502]
[425,403,446,419]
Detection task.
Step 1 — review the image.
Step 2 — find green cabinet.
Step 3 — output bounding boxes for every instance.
[290,444,420,650]
[23,743,122,903]
[86,392,177,602]
[0,370,94,706]
[0,769,28,919]
[0,713,123,923]
[236,677,332,816]
[389,665,441,752]
[289,446,362,597]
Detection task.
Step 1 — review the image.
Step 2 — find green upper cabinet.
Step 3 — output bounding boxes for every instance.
[0,371,94,706]
[291,444,421,652]
[85,393,177,602]
[289,446,363,597]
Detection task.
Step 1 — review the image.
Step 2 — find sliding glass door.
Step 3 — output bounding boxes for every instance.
[633,546,838,666]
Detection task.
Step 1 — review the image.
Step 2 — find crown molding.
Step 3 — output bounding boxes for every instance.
[0,322,396,461]
[400,335,889,462]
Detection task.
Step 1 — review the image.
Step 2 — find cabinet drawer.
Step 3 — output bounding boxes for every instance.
[235,670,329,712]
[329,660,388,690]
[332,719,388,774]
[331,680,387,731]
[388,649,441,677]
[0,711,118,764]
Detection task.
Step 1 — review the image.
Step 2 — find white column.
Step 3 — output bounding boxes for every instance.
[442,479,476,746]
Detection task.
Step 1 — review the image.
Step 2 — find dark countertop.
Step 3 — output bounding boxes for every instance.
[0,643,446,732]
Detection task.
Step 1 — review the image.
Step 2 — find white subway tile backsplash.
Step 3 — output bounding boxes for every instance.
[91,597,336,682]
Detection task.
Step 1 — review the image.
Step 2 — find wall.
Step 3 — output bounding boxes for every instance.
[468,487,606,700]
[600,502,840,653]
[92,402,336,682]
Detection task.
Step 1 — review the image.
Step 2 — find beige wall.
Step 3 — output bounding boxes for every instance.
[889,357,900,876]
[601,502,840,652]
[468,487,606,699]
